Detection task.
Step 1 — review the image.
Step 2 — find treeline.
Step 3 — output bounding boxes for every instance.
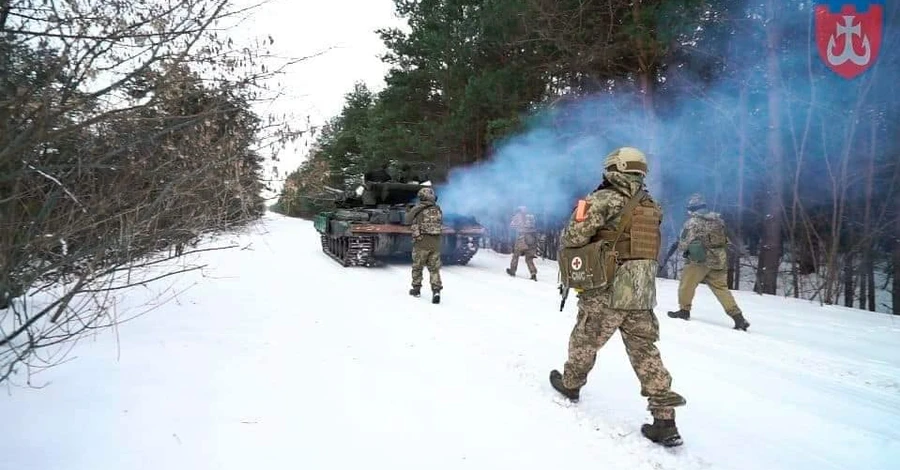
[1,0,299,383]
[279,0,900,315]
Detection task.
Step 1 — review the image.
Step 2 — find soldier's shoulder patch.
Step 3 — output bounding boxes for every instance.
[575,199,589,222]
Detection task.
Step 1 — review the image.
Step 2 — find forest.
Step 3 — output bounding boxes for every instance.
[277,0,899,315]
[0,0,301,381]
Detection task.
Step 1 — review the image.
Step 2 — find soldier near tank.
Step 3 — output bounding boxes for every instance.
[506,206,538,281]
[550,146,687,447]
[666,193,750,331]
[396,163,413,183]
[404,187,443,304]
[364,162,392,183]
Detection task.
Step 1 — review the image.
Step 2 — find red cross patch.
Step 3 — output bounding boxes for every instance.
[571,256,583,271]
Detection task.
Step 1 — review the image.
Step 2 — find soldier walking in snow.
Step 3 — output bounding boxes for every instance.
[405,187,443,304]
[666,193,750,331]
[551,147,687,447]
[506,206,538,281]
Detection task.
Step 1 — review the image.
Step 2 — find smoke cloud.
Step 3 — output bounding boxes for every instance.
[435,0,899,238]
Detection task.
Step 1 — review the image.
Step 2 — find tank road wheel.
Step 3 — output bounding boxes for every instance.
[345,235,376,267]
[321,234,376,267]
[444,236,480,265]
[320,234,350,267]
[339,237,350,266]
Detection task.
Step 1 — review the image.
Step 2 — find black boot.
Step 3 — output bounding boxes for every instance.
[732,313,750,331]
[506,268,515,277]
[530,273,537,281]
[409,286,421,297]
[667,309,690,320]
[640,418,683,447]
[549,370,579,401]
[432,289,441,304]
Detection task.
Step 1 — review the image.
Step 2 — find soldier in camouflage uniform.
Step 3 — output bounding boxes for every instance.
[404,187,443,304]
[549,147,687,447]
[506,206,538,281]
[667,193,750,330]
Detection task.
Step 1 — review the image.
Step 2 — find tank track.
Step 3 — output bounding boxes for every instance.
[444,237,481,265]
[320,234,377,267]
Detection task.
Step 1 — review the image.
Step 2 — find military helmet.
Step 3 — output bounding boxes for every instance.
[417,186,436,202]
[686,193,706,211]
[604,147,648,176]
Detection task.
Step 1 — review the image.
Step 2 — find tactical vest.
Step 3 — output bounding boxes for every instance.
[523,214,536,231]
[558,189,660,291]
[702,216,728,248]
[593,194,661,261]
[512,213,536,233]
[417,205,443,236]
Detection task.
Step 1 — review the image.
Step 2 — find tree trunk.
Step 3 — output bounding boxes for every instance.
[858,266,867,308]
[843,252,854,308]
[894,171,900,315]
[894,219,900,315]
[734,79,748,291]
[862,117,876,311]
[757,0,784,295]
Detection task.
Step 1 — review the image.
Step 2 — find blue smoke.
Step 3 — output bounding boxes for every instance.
[435,0,899,238]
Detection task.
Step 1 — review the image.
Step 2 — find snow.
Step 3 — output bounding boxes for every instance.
[2,212,899,470]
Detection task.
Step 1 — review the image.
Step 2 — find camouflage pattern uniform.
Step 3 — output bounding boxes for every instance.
[549,147,686,447]
[506,206,538,280]
[404,187,443,299]
[668,193,750,331]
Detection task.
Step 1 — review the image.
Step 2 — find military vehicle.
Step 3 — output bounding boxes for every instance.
[313,181,485,267]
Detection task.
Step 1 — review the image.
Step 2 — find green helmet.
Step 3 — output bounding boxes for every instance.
[686,193,706,211]
[417,187,436,202]
[604,147,648,176]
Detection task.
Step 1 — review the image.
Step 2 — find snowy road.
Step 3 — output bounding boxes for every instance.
[3,213,899,470]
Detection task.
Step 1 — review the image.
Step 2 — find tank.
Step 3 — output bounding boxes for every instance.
[313,181,485,267]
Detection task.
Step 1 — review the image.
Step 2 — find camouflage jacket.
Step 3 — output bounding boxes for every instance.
[510,212,536,232]
[677,209,729,270]
[405,201,443,242]
[510,212,537,248]
[561,171,660,310]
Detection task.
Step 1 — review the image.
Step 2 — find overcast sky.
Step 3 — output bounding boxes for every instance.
[232,0,405,196]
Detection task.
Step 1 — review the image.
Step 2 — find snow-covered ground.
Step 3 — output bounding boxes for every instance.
[3,212,899,470]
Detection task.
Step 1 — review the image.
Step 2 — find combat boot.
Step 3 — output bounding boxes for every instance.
[667,309,690,320]
[548,370,579,401]
[432,289,440,304]
[530,273,537,281]
[409,286,421,297]
[732,313,750,331]
[506,268,515,277]
[640,418,683,447]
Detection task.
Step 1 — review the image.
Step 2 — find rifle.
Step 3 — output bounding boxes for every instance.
[658,241,679,277]
[559,283,569,311]
[558,271,569,311]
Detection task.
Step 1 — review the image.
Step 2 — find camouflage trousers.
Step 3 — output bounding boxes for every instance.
[411,245,442,291]
[509,240,537,275]
[678,264,741,316]
[562,291,686,419]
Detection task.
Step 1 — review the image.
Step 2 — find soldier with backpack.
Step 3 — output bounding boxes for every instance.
[551,147,686,447]
[506,206,538,281]
[666,193,750,331]
[405,187,444,304]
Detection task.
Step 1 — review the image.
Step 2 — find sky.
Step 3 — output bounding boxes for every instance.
[230,0,405,198]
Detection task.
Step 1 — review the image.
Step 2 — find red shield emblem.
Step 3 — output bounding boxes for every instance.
[814,1,885,79]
